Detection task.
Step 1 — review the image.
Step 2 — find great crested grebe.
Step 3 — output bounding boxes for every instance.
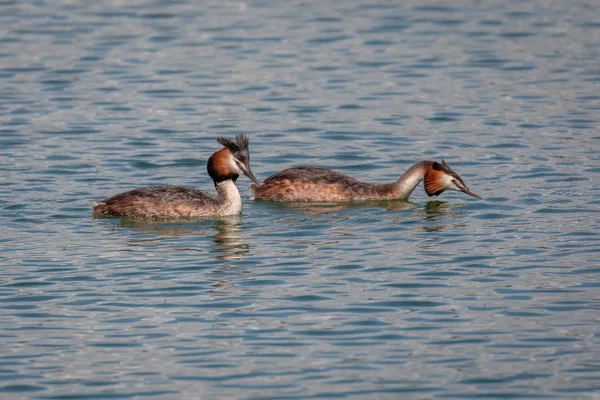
[93,134,259,219]
[252,160,481,202]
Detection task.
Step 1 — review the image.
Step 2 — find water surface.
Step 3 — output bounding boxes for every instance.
[1,0,599,399]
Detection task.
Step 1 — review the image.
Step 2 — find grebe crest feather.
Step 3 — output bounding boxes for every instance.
[208,134,259,184]
[424,160,481,199]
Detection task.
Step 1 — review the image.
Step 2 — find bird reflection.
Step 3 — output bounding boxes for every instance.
[118,214,248,261]
[209,216,248,261]
[421,200,469,238]
[255,199,418,214]
[420,201,453,232]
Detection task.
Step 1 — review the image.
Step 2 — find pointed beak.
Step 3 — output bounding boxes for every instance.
[241,163,260,184]
[458,183,482,200]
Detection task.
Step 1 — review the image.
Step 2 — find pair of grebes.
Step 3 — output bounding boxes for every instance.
[93,134,481,219]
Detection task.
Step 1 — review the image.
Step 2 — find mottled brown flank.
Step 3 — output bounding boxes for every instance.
[253,179,351,202]
[423,168,446,197]
[253,166,399,202]
[94,198,194,219]
[92,186,219,219]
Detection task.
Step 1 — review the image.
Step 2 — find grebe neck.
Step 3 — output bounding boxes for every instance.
[392,161,429,200]
[214,179,242,215]
[347,161,430,201]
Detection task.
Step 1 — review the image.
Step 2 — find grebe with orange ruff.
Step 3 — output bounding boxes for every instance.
[252,160,481,202]
[93,134,259,219]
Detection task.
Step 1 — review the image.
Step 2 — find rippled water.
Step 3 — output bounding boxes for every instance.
[1,0,600,399]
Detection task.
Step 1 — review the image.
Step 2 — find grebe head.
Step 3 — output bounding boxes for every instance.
[207,134,260,184]
[424,160,482,199]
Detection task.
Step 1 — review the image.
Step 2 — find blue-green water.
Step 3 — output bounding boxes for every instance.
[1,1,600,399]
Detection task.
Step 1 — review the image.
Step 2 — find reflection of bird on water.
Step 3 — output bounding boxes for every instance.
[117,214,247,261]
[210,215,248,261]
[420,201,463,233]
[256,199,418,215]
[424,200,453,219]
[111,215,251,297]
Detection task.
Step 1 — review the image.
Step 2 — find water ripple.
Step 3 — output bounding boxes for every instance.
[0,0,599,399]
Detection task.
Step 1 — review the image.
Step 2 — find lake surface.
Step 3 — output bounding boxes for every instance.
[1,0,599,399]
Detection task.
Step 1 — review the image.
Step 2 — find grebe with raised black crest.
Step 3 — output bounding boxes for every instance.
[252,160,481,202]
[93,134,259,219]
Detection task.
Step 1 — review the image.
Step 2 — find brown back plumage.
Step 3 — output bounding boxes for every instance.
[92,186,216,218]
